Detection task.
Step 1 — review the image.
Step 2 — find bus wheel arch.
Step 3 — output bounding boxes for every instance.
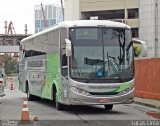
[52,84,56,102]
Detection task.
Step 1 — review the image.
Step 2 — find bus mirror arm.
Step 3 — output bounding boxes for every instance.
[65,39,72,57]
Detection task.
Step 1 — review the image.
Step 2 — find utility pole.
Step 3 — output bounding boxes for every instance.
[60,0,64,21]
[24,24,28,34]
[4,21,8,34]
[155,0,158,57]
[41,3,48,29]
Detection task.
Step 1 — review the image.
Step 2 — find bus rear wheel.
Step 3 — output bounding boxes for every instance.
[104,104,113,111]
[26,85,34,101]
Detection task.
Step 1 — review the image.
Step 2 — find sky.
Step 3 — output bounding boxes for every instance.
[0,0,61,34]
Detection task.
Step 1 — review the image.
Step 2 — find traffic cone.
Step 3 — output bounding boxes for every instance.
[20,99,30,123]
[10,81,14,90]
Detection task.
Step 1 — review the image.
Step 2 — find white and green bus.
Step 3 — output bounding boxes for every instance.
[19,20,146,110]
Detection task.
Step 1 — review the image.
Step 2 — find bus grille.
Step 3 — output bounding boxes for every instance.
[89,92,119,96]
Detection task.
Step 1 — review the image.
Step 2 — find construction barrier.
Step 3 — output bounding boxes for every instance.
[135,58,160,100]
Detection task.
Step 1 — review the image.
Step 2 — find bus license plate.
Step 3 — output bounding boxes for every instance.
[99,98,110,103]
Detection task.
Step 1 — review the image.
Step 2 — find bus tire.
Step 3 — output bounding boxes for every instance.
[26,84,34,101]
[55,91,64,110]
[56,99,64,111]
[104,104,113,111]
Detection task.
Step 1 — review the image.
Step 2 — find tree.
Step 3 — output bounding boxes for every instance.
[0,54,18,75]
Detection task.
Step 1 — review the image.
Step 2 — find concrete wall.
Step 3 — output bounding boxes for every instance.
[80,0,139,28]
[64,0,139,29]
[64,0,80,21]
[139,0,160,57]
[135,58,160,100]
[80,0,139,12]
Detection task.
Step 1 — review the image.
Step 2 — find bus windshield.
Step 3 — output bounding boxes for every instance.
[69,27,134,82]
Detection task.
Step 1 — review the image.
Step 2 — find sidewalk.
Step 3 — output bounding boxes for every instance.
[134,97,160,110]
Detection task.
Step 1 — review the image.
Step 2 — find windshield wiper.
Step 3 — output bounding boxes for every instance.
[106,53,123,82]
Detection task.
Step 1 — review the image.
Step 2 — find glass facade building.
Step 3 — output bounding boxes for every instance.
[34,4,63,33]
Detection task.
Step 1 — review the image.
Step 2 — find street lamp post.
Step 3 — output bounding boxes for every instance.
[155,0,158,57]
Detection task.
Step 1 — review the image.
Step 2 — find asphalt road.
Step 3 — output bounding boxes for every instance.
[0,77,159,126]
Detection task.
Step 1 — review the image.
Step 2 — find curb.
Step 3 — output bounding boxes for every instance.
[134,101,160,110]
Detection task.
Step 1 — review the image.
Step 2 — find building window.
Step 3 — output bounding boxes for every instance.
[35,20,41,28]
[131,28,139,38]
[41,20,46,28]
[49,19,56,26]
[82,9,125,20]
[58,7,63,20]
[35,10,39,19]
[52,6,56,18]
[48,5,52,19]
[128,8,138,19]
[35,29,39,33]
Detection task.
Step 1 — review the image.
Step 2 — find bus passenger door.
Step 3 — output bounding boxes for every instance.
[60,28,69,100]
[61,52,69,100]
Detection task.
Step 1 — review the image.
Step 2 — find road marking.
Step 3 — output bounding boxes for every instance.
[146,111,160,119]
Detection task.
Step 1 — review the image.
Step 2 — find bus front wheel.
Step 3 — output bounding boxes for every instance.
[56,97,64,111]
[104,104,113,111]
[53,87,64,110]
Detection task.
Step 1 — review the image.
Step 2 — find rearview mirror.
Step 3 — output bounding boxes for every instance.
[132,39,147,57]
[65,39,72,57]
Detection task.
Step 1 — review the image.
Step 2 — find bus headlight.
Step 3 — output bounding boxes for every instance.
[119,86,134,95]
[70,86,90,96]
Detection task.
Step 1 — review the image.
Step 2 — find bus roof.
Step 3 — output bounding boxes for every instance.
[21,20,130,43]
[59,20,130,29]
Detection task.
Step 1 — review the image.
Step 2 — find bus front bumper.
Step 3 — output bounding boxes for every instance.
[66,88,134,105]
